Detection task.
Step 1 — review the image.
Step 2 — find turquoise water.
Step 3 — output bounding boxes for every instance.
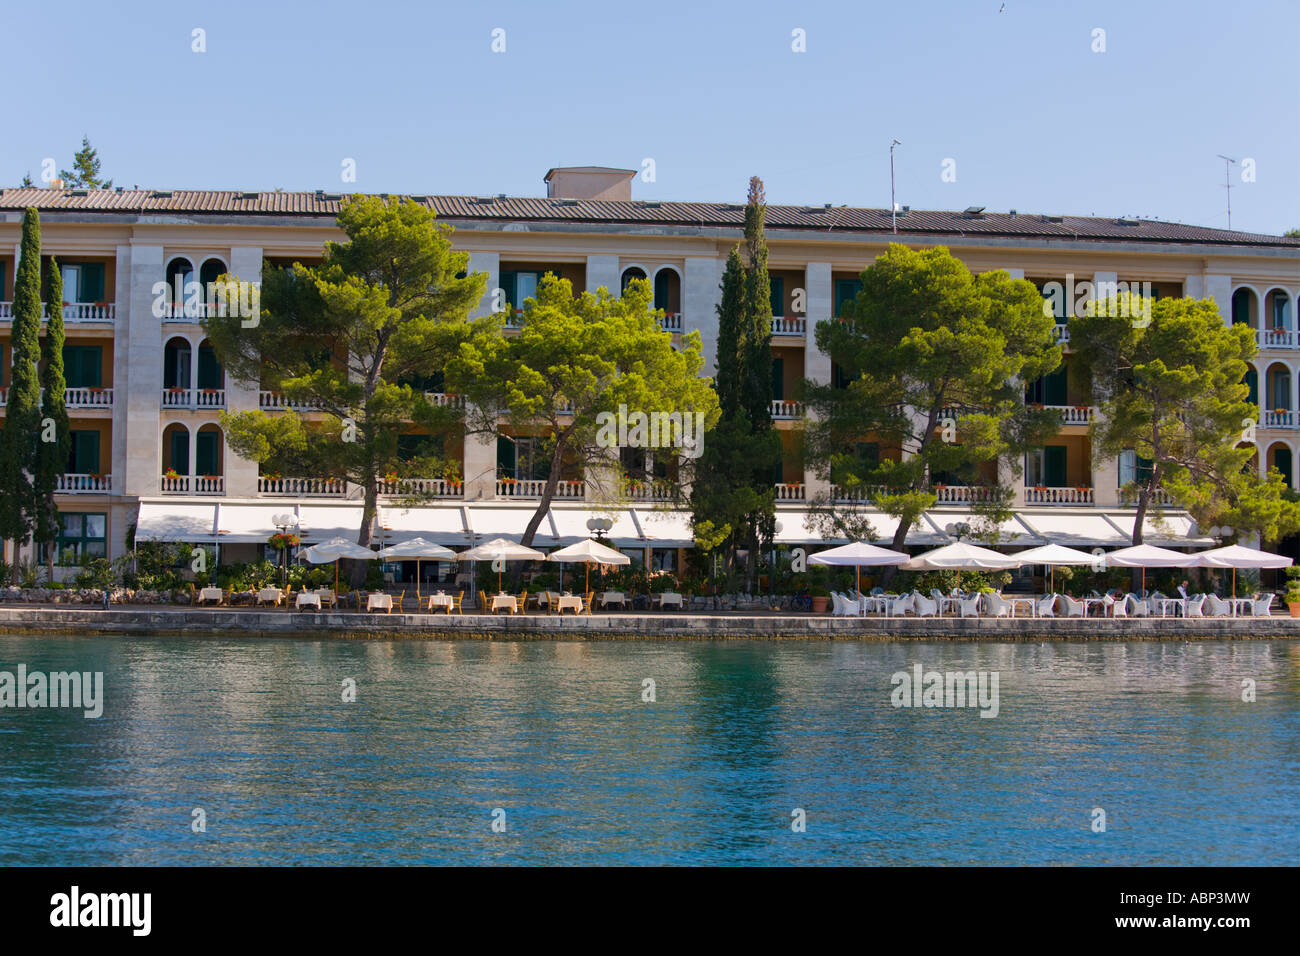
[0,635,1296,866]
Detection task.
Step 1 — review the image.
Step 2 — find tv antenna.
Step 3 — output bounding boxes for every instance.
[889,140,902,234]
[1216,155,1237,229]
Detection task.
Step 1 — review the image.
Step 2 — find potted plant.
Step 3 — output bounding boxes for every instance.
[807,565,831,612]
[1285,568,1300,618]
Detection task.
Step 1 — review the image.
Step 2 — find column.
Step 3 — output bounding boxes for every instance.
[223,246,263,497]
[585,254,620,296]
[1092,444,1120,507]
[122,244,164,496]
[464,251,502,499]
[467,251,499,318]
[683,256,723,376]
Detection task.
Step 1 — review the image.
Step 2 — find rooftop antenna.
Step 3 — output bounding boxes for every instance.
[1216,155,1237,229]
[889,139,902,234]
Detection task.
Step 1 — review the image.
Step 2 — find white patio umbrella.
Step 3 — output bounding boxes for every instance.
[808,541,910,596]
[1105,543,1196,595]
[374,537,457,600]
[298,537,381,593]
[1190,544,1292,598]
[548,539,630,593]
[903,540,1021,589]
[458,537,546,593]
[1013,543,1101,593]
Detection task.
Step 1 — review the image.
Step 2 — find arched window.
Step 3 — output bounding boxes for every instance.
[165,257,194,302]
[621,267,647,292]
[653,270,680,313]
[1270,367,1291,410]
[196,424,223,477]
[197,339,223,390]
[163,423,190,475]
[199,258,226,292]
[1231,288,1256,326]
[163,337,192,389]
[1271,446,1293,487]
[1243,368,1259,406]
[1269,291,1292,330]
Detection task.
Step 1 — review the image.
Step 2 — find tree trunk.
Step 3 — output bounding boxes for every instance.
[520,441,567,549]
[880,516,914,587]
[352,477,381,587]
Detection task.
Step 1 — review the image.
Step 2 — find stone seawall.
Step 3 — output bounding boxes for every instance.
[1,606,1298,641]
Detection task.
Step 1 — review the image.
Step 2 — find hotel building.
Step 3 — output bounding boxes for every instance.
[2,166,1298,576]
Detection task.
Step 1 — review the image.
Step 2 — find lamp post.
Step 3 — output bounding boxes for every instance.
[273,513,298,588]
[587,517,613,590]
[770,520,783,602]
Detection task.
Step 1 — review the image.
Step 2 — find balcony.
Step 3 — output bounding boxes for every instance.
[258,476,347,497]
[1044,404,1092,425]
[160,301,214,323]
[496,478,585,499]
[1024,486,1094,505]
[0,302,115,323]
[771,316,807,337]
[1257,328,1298,350]
[1053,324,1070,345]
[621,478,675,502]
[259,391,324,411]
[774,482,806,501]
[66,387,114,408]
[1263,409,1296,429]
[56,473,112,493]
[377,477,464,498]
[162,474,225,495]
[1120,487,1178,508]
[425,392,466,409]
[770,400,804,420]
[933,485,1001,504]
[162,388,226,408]
[831,484,888,504]
[658,312,683,333]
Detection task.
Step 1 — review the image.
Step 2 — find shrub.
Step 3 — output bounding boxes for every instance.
[74,557,115,590]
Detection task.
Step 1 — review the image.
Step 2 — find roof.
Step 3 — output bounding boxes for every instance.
[2,186,1296,248]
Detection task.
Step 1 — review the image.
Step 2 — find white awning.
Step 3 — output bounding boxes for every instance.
[464,505,560,546]
[213,502,292,543]
[382,504,470,546]
[632,508,694,547]
[1104,511,1214,546]
[136,501,217,541]
[548,507,643,546]
[920,510,1041,547]
[296,505,365,543]
[1015,511,1130,547]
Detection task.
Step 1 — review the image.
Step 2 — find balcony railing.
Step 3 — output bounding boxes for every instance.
[258,391,325,411]
[0,302,115,323]
[1045,404,1092,424]
[774,482,806,501]
[1024,486,1094,505]
[933,485,1000,504]
[56,473,112,493]
[425,391,465,409]
[377,477,464,498]
[162,388,226,408]
[496,478,585,499]
[258,476,347,497]
[1257,328,1298,350]
[65,387,114,408]
[621,479,675,501]
[160,301,214,322]
[1053,324,1070,344]
[1120,487,1177,508]
[831,484,889,504]
[771,316,807,336]
[770,399,804,419]
[162,474,225,495]
[1263,409,1296,428]
[658,312,683,332]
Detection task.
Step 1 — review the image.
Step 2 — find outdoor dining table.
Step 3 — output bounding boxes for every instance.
[491,594,519,614]
[295,591,321,610]
[425,592,454,613]
[366,592,393,613]
[656,592,683,609]
[1153,597,1186,617]
[937,595,964,617]
[1080,597,1107,617]
[1007,597,1036,618]
[857,595,888,616]
[555,594,584,614]
[599,591,628,610]
[256,587,282,607]
[198,587,224,606]
[1227,596,1255,616]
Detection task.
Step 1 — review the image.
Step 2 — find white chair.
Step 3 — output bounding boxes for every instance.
[829,592,844,616]
[984,592,1012,618]
[1057,594,1087,617]
[1108,594,1127,618]
[833,592,860,616]
[1036,594,1056,617]
[1124,594,1149,617]
[1203,594,1231,617]
[1184,595,1205,617]
[1252,593,1275,617]
[959,594,982,617]
[888,592,913,617]
[911,592,938,618]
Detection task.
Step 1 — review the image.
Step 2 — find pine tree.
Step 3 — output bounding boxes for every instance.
[20,172,33,187]
[36,260,70,579]
[59,136,112,189]
[0,209,44,581]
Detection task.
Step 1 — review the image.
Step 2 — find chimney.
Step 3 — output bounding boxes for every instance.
[48,178,64,190]
[543,166,636,202]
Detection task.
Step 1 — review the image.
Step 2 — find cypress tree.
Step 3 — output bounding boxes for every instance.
[36,259,70,579]
[0,209,43,581]
[740,176,775,430]
[714,248,745,418]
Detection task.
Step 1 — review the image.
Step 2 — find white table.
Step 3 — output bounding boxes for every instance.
[1080,597,1107,617]
[556,594,584,614]
[198,587,224,606]
[1008,597,1037,618]
[857,596,887,616]
[426,593,454,613]
[938,596,964,617]
[367,593,393,613]
[656,592,683,609]
[295,592,321,610]
[1228,597,1255,616]
[491,594,518,614]
[599,591,628,610]
[1153,597,1186,618]
[256,588,282,607]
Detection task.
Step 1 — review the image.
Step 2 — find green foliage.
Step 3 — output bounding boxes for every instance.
[1072,294,1300,544]
[59,136,112,189]
[207,196,489,567]
[73,557,115,590]
[449,273,718,546]
[805,245,1060,556]
[0,209,44,577]
[130,541,190,591]
[215,560,280,592]
[35,258,70,573]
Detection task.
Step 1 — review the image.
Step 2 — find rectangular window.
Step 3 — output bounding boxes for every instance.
[49,511,108,565]
[197,346,221,390]
[515,272,539,305]
[771,357,784,401]
[769,277,785,318]
[63,345,103,388]
[1027,365,1068,405]
[196,431,220,476]
[1026,446,1068,486]
[834,279,862,317]
[67,430,100,474]
[59,262,105,303]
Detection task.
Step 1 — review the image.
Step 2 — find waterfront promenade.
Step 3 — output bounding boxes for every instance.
[1,605,1297,641]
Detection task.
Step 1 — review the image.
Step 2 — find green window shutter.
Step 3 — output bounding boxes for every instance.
[1044,445,1067,487]
[1244,370,1258,406]
[1044,365,1068,406]
[498,271,516,309]
[835,279,861,317]
[771,357,784,401]
[769,277,785,317]
[69,430,100,474]
[653,271,670,311]
[0,267,5,299]
[1026,376,1044,404]
[170,431,190,474]
[197,345,221,389]
[496,435,515,477]
[63,346,103,388]
[1273,449,1293,486]
[196,432,220,475]
[1136,455,1154,483]
[81,263,105,302]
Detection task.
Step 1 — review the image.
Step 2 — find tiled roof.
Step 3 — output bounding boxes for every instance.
[1,186,1296,248]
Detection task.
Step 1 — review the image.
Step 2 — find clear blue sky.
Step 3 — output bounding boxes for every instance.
[4,0,1297,234]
